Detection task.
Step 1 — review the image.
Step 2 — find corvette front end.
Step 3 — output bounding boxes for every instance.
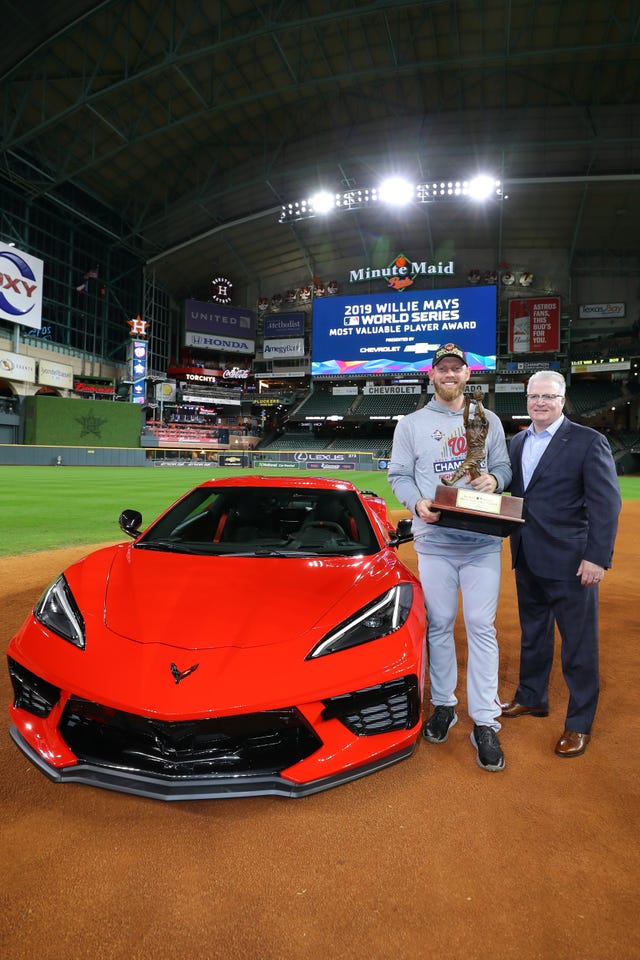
[7,476,426,800]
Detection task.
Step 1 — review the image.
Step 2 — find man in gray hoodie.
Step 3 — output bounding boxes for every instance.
[388,343,512,772]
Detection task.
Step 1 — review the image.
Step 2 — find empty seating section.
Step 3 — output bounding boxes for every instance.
[145,422,221,444]
[266,434,330,450]
[327,438,391,456]
[618,431,640,450]
[493,393,528,419]
[356,394,422,417]
[567,382,621,414]
[293,393,356,417]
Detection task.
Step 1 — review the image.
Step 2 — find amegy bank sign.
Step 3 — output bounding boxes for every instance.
[0,245,44,329]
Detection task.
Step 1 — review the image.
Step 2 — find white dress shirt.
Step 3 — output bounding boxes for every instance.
[521,414,565,489]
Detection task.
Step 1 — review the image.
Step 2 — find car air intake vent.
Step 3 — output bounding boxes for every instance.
[8,658,61,718]
[59,700,322,777]
[321,675,420,736]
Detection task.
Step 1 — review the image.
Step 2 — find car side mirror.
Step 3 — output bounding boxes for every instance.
[387,517,413,547]
[119,509,143,538]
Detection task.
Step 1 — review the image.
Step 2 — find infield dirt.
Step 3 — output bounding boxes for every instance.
[1,505,638,960]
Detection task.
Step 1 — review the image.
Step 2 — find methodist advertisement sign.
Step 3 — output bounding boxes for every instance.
[263,312,305,338]
[0,245,44,330]
[312,287,497,376]
[508,297,561,353]
[184,299,256,355]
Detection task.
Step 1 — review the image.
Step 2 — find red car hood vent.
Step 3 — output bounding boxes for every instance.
[104,546,382,651]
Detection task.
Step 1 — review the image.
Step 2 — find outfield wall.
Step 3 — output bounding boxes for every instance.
[0,445,146,466]
[0,446,384,469]
[24,396,143,447]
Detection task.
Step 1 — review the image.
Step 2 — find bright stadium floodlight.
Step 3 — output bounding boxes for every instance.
[278,173,503,221]
[467,175,499,200]
[309,191,336,214]
[378,177,415,206]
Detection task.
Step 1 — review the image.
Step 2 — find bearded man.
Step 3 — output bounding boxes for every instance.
[388,343,512,772]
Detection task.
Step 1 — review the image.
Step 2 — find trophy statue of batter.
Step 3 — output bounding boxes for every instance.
[441,389,489,486]
[433,389,524,537]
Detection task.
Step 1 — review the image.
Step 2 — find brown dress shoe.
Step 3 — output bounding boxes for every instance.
[555,730,591,758]
[501,699,549,719]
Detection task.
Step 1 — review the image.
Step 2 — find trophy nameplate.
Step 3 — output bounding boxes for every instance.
[432,484,525,538]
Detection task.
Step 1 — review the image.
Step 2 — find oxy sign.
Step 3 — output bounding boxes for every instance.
[0,246,44,329]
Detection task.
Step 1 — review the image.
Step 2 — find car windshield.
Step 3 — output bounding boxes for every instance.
[134,486,380,557]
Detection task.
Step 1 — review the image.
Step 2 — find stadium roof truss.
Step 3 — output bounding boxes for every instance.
[1,0,640,299]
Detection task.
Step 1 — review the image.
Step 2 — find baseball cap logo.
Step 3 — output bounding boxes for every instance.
[432,343,468,367]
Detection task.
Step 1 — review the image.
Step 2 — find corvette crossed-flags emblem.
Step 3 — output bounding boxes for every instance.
[170,662,199,684]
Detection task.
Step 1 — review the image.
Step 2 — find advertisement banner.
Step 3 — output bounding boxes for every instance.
[185,299,256,339]
[579,303,625,319]
[155,380,177,402]
[0,349,36,383]
[508,298,561,353]
[312,287,497,376]
[131,340,147,404]
[263,313,305,338]
[185,330,254,354]
[293,452,359,469]
[0,245,44,330]
[262,338,305,359]
[74,377,115,395]
[38,359,73,390]
[363,384,421,395]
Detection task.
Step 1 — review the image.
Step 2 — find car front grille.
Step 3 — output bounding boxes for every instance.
[321,675,421,736]
[58,699,323,778]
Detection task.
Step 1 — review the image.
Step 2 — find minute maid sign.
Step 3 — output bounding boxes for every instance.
[349,252,454,289]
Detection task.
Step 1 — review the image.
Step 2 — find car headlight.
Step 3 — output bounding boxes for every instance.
[306,583,414,659]
[34,575,86,649]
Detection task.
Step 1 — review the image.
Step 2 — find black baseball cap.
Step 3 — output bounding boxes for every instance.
[431,343,468,367]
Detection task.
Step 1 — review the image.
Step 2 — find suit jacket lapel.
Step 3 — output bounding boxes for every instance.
[510,431,525,489]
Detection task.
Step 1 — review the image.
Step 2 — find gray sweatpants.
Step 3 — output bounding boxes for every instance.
[417,547,502,729]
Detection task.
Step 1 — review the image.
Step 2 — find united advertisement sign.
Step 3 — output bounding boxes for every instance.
[185,299,256,356]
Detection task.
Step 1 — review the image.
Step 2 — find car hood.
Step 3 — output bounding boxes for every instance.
[103,543,399,651]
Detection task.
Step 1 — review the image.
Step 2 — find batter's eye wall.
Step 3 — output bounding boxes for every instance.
[24,397,143,448]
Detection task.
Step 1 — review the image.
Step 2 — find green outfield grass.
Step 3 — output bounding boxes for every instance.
[0,465,405,557]
[0,465,637,558]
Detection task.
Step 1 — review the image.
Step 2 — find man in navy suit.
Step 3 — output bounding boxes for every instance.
[502,370,621,757]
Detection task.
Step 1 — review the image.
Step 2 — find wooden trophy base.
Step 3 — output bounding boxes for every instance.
[431,484,525,538]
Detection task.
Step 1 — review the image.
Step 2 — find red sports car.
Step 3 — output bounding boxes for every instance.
[7,475,426,800]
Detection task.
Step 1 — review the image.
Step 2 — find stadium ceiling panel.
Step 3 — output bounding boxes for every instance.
[1,0,639,299]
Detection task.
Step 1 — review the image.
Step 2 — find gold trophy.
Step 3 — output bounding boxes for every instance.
[433,389,524,537]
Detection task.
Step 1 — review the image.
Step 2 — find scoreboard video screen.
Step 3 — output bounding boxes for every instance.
[312,286,497,376]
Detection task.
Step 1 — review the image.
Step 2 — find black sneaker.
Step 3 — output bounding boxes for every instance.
[423,705,458,743]
[471,725,505,772]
